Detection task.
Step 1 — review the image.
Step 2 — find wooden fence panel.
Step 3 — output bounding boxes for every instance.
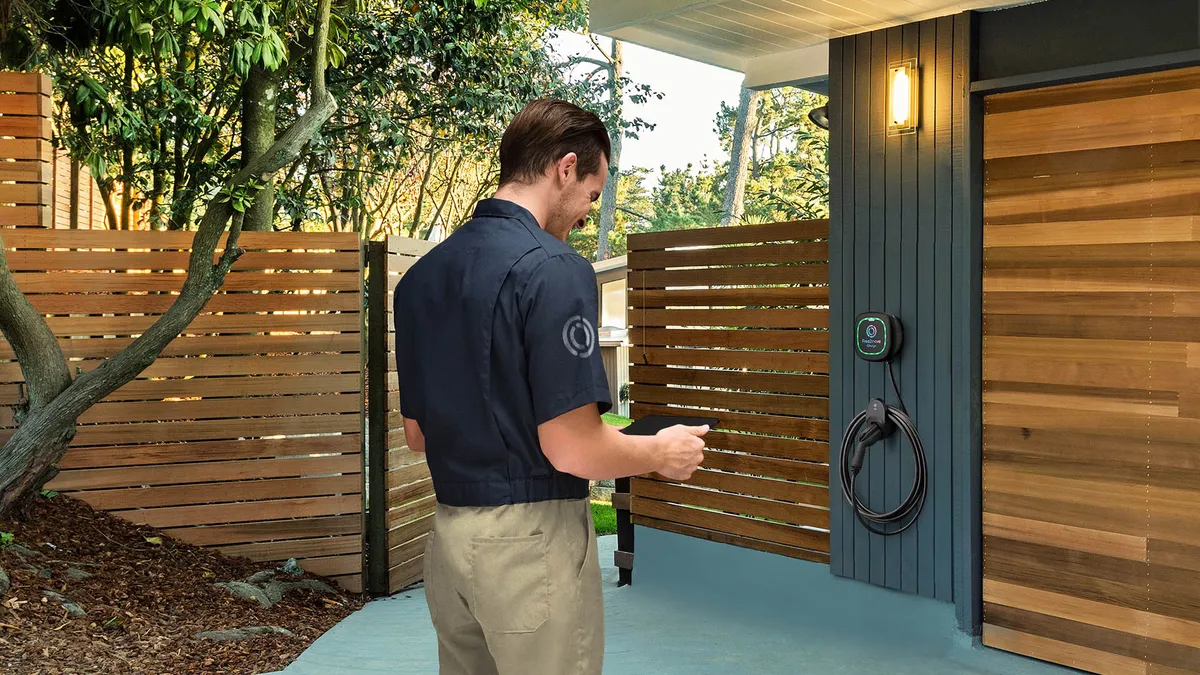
[982,66,1200,675]
[0,72,52,228]
[625,220,832,567]
[365,236,437,594]
[0,230,366,591]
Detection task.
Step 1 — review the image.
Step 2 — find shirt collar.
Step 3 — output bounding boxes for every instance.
[473,198,539,226]
[472,197,559,245]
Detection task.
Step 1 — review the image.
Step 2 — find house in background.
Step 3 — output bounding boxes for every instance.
[594,255,629,416]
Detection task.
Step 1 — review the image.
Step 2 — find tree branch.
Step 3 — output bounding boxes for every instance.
[617,205,653,222]
[0,238,72,417]
[565,55,611,70]
[588,34,615,64]
[215,211,247,278]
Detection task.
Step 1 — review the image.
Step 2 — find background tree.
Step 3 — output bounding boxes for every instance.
[716,86,829,222]
[591,38,623,261]
[568,166,653,260]
[0,0,339,515]
[720,85,761,226]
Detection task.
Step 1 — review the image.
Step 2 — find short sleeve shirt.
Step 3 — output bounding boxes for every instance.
[394,198,611,507]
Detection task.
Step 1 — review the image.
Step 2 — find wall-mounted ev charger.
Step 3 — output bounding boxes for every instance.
[840,311,928,537]
[855,312,903,362]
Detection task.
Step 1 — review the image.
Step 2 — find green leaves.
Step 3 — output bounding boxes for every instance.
[0,532,12,548]
[197,1,226,36]
[220,177,267,213]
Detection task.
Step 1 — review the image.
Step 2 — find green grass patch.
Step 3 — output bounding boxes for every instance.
[591,500,617,536]
[602,413,632,428]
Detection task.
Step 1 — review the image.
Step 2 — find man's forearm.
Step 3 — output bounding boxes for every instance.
[560,424,664,481]
[539,410,664,481]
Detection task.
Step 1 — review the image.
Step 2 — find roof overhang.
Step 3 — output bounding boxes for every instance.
[590,0,1028,90]
[593,255,627,285]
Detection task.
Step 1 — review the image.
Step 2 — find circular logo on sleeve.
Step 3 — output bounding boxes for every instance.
[562,315,596,358]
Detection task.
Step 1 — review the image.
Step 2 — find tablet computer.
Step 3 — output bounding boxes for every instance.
[619,414,720,436]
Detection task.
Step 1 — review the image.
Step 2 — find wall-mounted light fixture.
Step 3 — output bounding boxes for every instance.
[808,105,829,130]
[887,58,918,136]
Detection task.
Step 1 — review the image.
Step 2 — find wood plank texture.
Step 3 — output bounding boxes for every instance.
[626,220,830,563]
[0,229,365,592]
[0,72,52,94]
[982,65,1200,674]
[379,239,437,590]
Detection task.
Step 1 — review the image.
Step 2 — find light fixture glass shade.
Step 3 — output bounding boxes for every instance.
[887,59,918,136]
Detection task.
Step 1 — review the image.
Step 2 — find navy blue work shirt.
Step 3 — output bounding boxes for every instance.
[393,198,612,507]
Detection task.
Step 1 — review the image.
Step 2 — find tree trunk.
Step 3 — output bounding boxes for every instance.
[170,123,186,230]
[421,153,465,241]
[68,158,80,229]
[96,178,119,230]
[411,149,437,237]
[149,133,166,229]
[595,39,623,262]
[721,86,760,227]
[241,64,278,231]
[0,0,339,516]
[148,58,168,229]
[120,49,135,231]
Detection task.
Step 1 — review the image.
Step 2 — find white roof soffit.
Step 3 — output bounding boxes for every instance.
[590,0,1026,90]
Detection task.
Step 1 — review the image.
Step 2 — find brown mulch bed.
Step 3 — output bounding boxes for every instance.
[0,494,366,675]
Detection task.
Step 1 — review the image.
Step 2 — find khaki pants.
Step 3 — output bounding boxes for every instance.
[423,498,604,675]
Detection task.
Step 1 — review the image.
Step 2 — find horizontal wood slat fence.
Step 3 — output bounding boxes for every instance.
[0,230,367,591]
[364,236,438,594]
[0,72,53,228]
[625,220,832,566]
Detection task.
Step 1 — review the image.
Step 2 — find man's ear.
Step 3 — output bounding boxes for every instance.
[556,152,578,184]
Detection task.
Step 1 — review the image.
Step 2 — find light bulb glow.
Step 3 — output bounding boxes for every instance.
[890,67,910,125]
[887,59,918,136]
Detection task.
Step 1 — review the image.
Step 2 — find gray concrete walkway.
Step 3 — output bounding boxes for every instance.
[267,534,1078,675]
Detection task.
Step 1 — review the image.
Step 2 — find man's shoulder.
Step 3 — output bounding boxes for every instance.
[514,243,591,283]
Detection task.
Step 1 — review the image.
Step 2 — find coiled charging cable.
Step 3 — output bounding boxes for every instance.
[838,362,928,536]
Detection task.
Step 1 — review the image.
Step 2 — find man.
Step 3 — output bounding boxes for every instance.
[394,99,708,675]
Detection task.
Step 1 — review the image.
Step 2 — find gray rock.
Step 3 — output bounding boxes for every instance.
[278,558,303,576]
[65,568,92,581]
[6,544,43,560]
[214,581,274,608]
[0,566,9,595]
[194,626,295,642]
[216,576,339,609]
[247,570,276,585]
[42,589,86,616]
[262,578,338,603]
[37,568,52,579]
[261,581,285,605]
[281,579,338,596]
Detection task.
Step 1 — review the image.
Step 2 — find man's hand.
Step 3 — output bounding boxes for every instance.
[403,417,426,454]
[654,424,708,480]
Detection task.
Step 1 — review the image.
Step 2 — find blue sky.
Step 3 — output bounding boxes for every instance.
[550,32,746,186]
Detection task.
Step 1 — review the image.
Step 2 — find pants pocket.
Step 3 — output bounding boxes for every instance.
[577,502,597,580]
[470,533,550,634]
[423,531,439,624]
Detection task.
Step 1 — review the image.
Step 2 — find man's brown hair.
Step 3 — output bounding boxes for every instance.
[498,99,611,186]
